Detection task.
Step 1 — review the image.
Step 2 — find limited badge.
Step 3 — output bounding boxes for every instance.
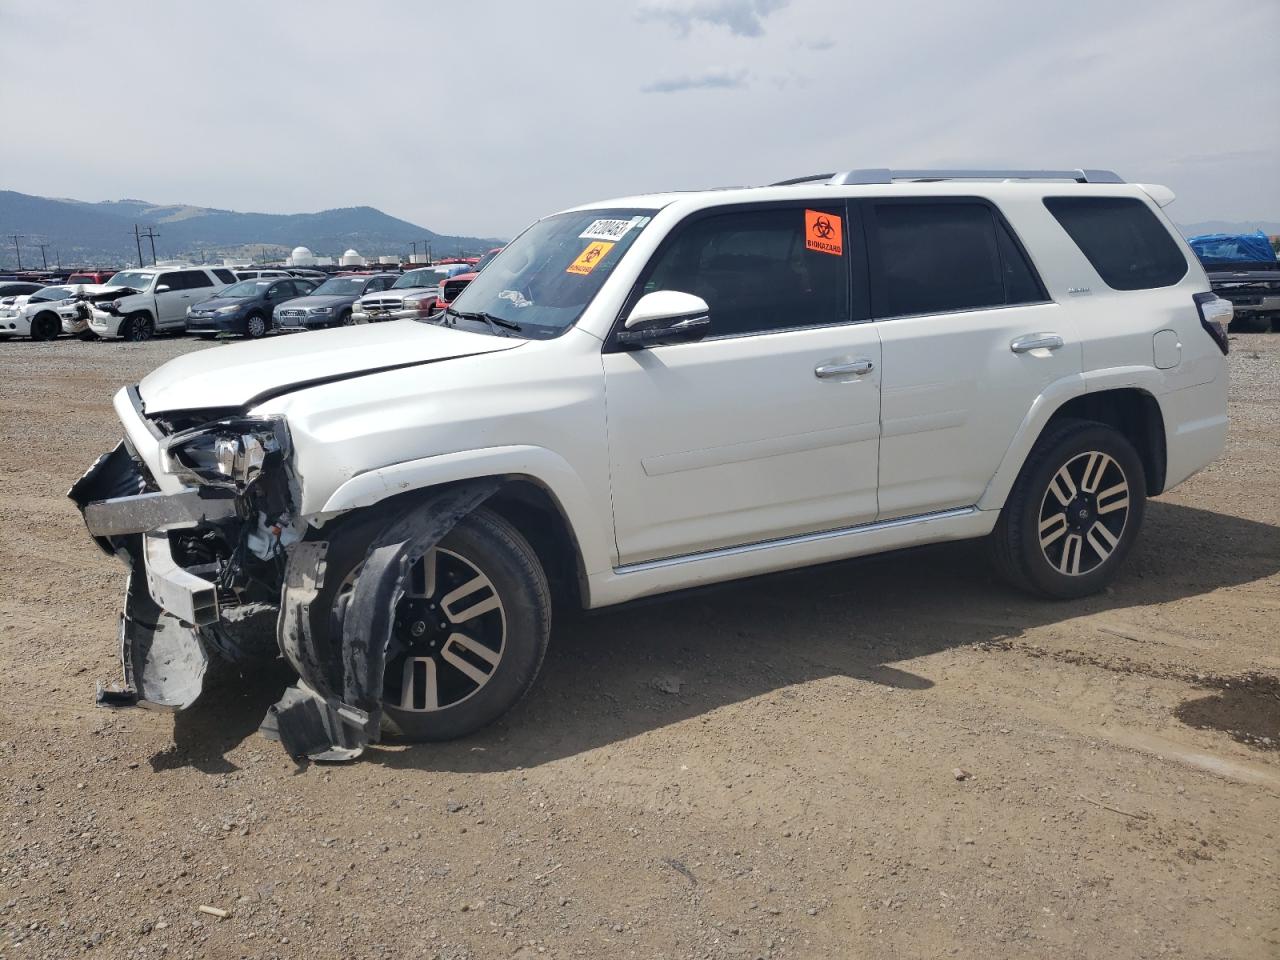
[805,209,843,256]
[566,241,615,275]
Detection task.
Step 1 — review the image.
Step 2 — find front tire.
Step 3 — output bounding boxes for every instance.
[991,419,1146,599]
[31,312,60,341]
[315,507,551,742]
[121,312,154,342]
[245,313,268,338]
[339,310,354,327]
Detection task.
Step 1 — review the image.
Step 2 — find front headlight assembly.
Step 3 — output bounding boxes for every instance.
[160,416,290,489]
[309,306,332,315]
[216,305,241,315]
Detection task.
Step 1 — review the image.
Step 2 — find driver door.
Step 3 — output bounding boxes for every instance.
[602,202,882,566]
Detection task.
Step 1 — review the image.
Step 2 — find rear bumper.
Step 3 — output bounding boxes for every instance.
[1159,374,1229,492]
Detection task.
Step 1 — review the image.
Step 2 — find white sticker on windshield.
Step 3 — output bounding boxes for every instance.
[579,216,646,242]
[499,289,531,308]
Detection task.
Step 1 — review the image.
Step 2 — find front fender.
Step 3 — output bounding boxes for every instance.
[315,444,615,576]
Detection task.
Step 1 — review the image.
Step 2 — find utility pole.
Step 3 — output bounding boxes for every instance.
[141,227,160,265]
[9,234,24,270]
[410,241,418,263]
[35,243,50,270]
[425,241,433,264]
[134,225,145,266]
[56,249,62,270]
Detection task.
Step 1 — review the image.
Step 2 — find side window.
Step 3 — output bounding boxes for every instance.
[269,281,292,299]
[1044,196,1188,290]
[870,201,1044,318]
[638,206,851,338]
[156,272,181,291]
[182,270,213,290]
[212,268,236,285]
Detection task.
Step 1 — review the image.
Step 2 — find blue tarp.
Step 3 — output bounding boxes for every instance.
[1187,231,1277,266]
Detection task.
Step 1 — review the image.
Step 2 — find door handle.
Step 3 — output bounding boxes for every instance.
[815,358,874,379]
[1010,333,1064,354]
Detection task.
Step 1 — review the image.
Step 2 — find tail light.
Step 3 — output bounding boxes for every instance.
[1193,292,1232,355]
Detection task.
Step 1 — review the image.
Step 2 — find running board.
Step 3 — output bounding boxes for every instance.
[614,506,979,575]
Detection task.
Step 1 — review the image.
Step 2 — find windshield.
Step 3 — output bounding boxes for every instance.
[66,274,99,283]
[29,286,74,302]
[106,271,154,290]
[392,268,451,289]
[448,209,654,338]
[220,279,272,298]
[311,277,368,296]
[473,249,501,273]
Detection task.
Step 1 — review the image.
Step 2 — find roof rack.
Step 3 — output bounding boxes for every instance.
[771,168,1125,186]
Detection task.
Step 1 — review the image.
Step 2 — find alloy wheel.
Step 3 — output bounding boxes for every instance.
[1037,450,1130,576]
[355,547,508,712]
[247,315,266,337]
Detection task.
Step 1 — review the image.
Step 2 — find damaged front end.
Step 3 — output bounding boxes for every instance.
[70,410,296,711]
[70,390,496,763]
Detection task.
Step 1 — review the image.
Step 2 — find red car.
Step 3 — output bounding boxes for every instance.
[435,247,503,312]
[66,270,117,285]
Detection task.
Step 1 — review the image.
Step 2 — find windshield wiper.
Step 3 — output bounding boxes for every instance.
[443,306,523,337]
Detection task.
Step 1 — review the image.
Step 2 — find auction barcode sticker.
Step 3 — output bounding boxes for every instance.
[579,216,646,242]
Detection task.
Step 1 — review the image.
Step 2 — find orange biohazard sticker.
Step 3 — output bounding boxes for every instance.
[566,241,615,275]
[805,209,843,256]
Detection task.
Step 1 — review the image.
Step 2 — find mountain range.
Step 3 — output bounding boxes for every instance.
[0,190,505,268]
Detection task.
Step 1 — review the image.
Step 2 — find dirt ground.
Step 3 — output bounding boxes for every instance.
[1,332,1278,960]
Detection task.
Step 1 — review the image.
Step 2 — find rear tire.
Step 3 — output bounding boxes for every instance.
[121,313,154,342]
[31,312,60,341]
[312,506,551,742]
[991,419,1146,599]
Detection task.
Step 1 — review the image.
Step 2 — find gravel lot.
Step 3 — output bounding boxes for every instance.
[1,332,1278,960]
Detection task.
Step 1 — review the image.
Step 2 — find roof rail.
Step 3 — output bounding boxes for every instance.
[771,168,1124,187]
[839,168,1124,185]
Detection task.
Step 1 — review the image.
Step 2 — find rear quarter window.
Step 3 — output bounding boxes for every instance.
[1043,196,1188,290]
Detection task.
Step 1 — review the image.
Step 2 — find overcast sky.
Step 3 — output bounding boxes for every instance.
[1,0,1277,237]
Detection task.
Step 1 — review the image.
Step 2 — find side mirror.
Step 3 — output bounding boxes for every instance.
[616,290,711,348]
[155,284,171,293]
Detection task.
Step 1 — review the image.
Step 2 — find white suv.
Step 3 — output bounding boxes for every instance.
[88,265,237,341]
[70,168,1231,761]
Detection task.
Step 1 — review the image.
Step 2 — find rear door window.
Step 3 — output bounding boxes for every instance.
[212,268,236,284]
[1043,196,1188,290]
[868,200,1046,318]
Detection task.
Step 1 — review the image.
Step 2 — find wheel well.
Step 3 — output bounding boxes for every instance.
[127,309,154,322]
[324,477,590,612]
[1045,389,1167,495]
[483,479,588,613]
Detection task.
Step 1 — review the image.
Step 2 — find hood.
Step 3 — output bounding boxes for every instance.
[138,319,522,413]
[278,294,355,310]
[362,284,436,301]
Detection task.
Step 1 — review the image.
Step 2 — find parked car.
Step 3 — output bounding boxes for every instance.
[0,281,46,300]
[0,285,77,339]
[1188,231,1280,332]
[350,264,473,322]
[185,276,317,338]
[70,167,1230,762]
[234,269,294,280]
[274,273,399,331]
[65,270,117,285]
[87,265,238,341]
[434,247,504,313]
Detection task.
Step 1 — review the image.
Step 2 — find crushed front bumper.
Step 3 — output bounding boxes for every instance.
[69,442,237,707]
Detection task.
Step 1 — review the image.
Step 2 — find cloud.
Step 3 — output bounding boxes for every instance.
[637,0,788,37]
[641,68,750,94]
[796,36,834,51]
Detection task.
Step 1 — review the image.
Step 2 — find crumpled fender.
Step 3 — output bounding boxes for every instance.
[262,479,500,762]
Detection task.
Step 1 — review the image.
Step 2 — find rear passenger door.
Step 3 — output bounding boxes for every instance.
[864,198,1081,519]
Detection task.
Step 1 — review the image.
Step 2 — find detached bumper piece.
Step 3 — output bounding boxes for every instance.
[267,480,499,763]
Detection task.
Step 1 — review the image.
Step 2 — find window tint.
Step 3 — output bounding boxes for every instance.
[183,270,213,290]
[871,201,1043,317]
[639,206,851,337]
[1044,196,1187,290]
[212,268,236,284]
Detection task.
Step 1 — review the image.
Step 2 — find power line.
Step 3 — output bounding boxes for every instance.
[9,234,24,270]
